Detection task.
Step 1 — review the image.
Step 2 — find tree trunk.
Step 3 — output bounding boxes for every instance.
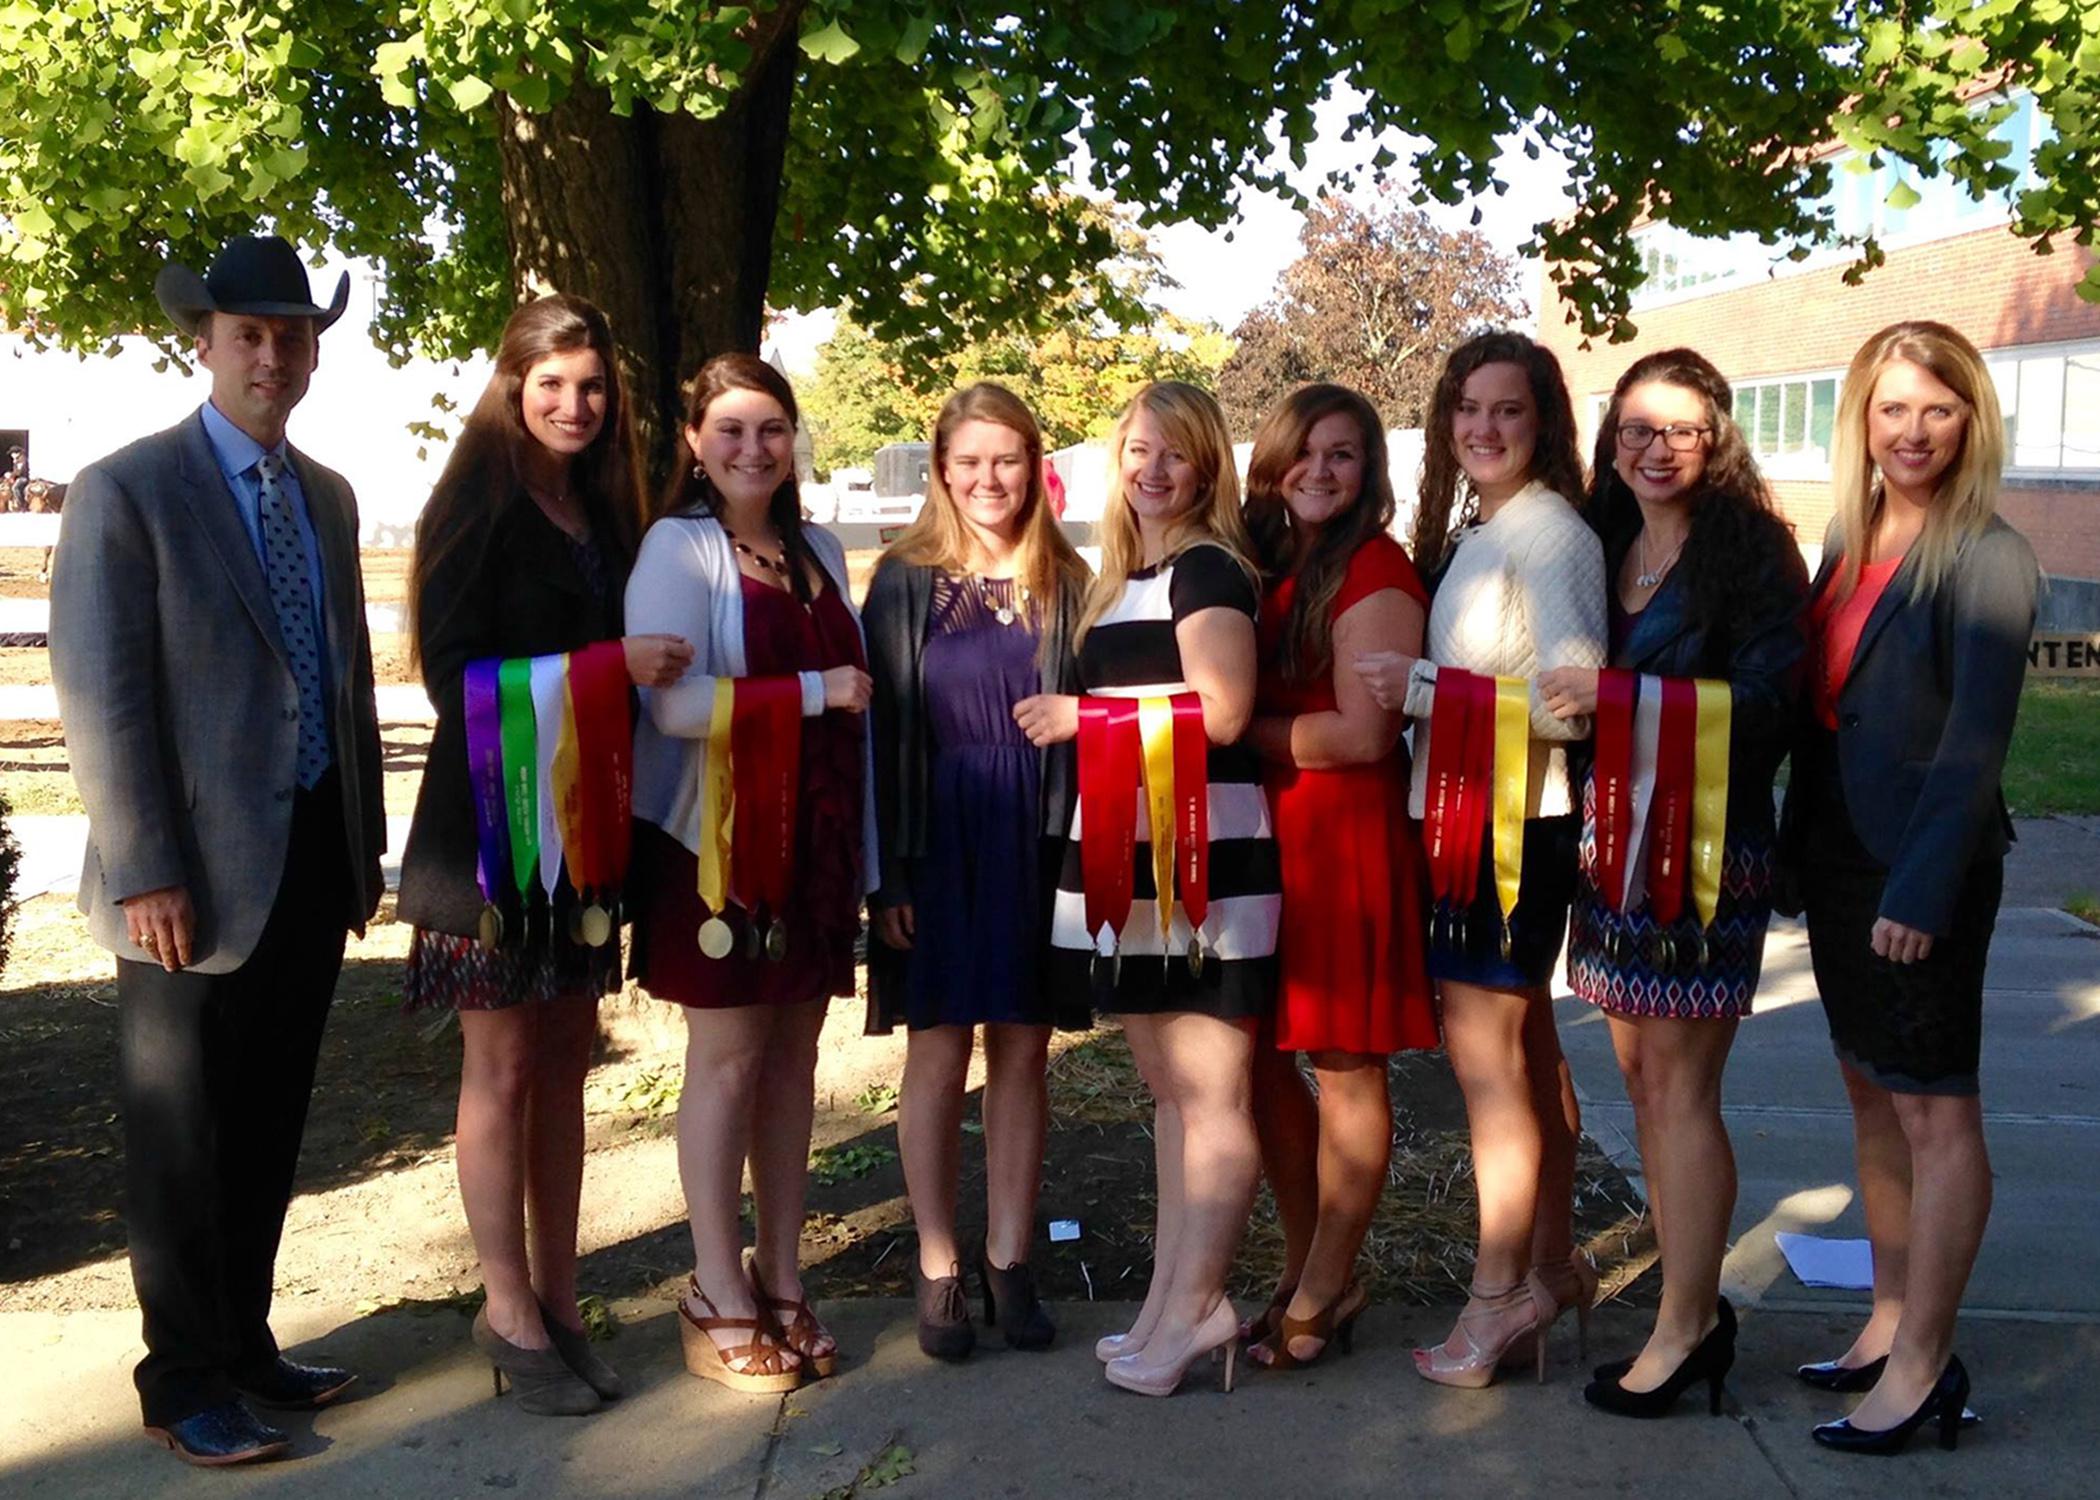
[493,3,805,484]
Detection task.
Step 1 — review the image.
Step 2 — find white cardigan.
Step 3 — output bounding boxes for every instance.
[625,512,880,893]
[1405,481,1607,820]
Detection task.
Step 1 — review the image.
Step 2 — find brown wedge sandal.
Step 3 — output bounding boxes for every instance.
[1253,1279,1370,1371]
[677,1276,804,1393]
[743,1247,838,1379]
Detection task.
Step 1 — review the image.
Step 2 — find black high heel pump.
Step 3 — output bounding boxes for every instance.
[1582,1299,1736,1419]
[1811,1355,1970,1456]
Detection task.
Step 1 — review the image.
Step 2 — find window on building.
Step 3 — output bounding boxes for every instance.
[1994,342,2100,473]
[1732,373,1843,478]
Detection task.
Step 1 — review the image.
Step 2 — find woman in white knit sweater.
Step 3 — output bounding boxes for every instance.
[1358,331,1606,1387]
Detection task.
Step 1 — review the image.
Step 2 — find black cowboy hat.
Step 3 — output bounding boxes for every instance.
[154,234,350,336]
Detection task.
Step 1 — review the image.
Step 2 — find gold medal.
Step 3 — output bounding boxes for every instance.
[478,903,504,952]
[764,920,788,962]
[579,903,613,948]
[698,915,735,960]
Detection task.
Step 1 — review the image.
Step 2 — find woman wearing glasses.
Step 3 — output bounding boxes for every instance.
[1538,349,1808,1417]
[1782,322,2035,1456]
[1357,331,1605,1387]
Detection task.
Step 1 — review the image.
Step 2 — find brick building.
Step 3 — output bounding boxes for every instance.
[1536,91,2100,606]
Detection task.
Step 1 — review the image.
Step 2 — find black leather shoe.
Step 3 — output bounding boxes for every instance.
[1811,1355,1970,1455]
[234,1356,358,1410]
[1583,1299,1737,1419]
[143,1402,290,1467]
[1796,1353,1887,1392]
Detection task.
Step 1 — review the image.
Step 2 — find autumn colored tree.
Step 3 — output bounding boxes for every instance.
[1216,192,1524,435]
[3,3,2096,472]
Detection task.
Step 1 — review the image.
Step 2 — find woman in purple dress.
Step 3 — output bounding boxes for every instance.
[864,383,1091,1360]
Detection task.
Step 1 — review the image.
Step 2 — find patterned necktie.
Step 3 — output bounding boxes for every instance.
[255,453,330,787]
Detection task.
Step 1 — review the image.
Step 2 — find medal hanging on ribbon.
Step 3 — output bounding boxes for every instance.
[1645,676,1698,971]
[529,654,568,913]
[1592,668,1639,913]
[696,678,737,959]
[464,659,511,950]
[1077,697,1140,975]
[1687,679,1733,969]
[496,657,542,941]
[1169,692,1209,975]
[1421,666,1477,949]
[562,640,630,948]
[1489,676,1531,960]
[731,676,801,963]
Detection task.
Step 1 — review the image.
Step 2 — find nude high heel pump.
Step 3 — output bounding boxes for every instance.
[1104,1300,1239,1397]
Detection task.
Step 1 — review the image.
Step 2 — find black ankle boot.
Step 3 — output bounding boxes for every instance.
[913,1263,974,1361]
[980,1254,1056,1350]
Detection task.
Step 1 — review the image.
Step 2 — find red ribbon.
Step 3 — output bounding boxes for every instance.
[1647,676,1697,926]
[566,640,633,900]
[730,675,802,919]
[1423,666,1476,907]
[1169,692,1208,940]
[1078,696,1141,950]
[1593,667,1638,912]
[1454,669,1497,905]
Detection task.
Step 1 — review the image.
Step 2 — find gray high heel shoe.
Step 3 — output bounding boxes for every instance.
[471,1308,601,1416]
[539,1300,623,1401]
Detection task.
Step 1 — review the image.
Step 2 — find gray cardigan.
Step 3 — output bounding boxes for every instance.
[1781,515,2038,934]
[861,559,1084,909]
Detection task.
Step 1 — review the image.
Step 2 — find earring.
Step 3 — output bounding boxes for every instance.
[692,463,705,481]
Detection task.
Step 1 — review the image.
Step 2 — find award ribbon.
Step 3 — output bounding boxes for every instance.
[1689,678,1733,951]
[1169,692,1209,969]
[696,677,737,958]
[563,640,630,946]
[1077,696,1141,957]
[1646,676,1697,928]
[496,657,541,913]
[464,659,511,949]
[1137,695,1179,949]
[529,653,568,903]
[1422,666,1472,912]
[1592,668,1639,912]
[1490,675,1531,956]
[732,676,802,961]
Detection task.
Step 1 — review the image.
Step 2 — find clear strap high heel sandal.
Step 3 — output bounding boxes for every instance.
[1412,1278,1551,1389]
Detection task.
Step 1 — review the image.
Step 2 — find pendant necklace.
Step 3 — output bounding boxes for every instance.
[1634,528,1685,590]
[977,573,1028,627]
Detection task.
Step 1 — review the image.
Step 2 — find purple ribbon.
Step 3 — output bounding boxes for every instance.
[464,659,511,907]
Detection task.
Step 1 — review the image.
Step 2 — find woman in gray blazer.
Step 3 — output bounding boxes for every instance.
[1781,321,2038,1456]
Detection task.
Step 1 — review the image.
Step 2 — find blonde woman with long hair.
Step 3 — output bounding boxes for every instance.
[1016,381,1280,1396]
[862,383,1091,1360]
[1782,321,2036,1456]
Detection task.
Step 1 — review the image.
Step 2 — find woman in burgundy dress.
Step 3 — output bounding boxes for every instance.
[625,356,876,1392]
[1242,384,1438,1370]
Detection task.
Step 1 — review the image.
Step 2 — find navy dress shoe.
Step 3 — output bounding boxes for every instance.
[234,1357,358,1410]
[143,1402,289,1466]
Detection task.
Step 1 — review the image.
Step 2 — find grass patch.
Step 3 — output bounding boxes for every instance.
[2066,890,2100,926]
[2004,680,2100,816]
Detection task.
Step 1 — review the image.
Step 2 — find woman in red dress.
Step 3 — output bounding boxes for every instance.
[1242,384,1438,1367]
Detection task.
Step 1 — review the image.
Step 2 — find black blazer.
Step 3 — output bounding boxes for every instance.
[1779,515,2038,935]
[1606,511,1809,843]
[397,495,629,937]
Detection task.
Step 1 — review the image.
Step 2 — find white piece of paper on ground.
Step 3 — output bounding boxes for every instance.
[1775,1231,1874,1290]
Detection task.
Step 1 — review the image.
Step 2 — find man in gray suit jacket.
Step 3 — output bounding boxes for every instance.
[51,236,385,1468]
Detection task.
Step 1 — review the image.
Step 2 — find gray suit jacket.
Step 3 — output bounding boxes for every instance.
[51,410,385,973]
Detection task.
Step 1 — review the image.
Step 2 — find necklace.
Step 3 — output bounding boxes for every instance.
[976,574,1028,627]
[1634,528,1686,590]
[722,525,790,580]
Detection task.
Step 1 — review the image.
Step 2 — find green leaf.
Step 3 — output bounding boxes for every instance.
[1885,177,1922,211]
[800,19,860,64]
[895,16,935,64]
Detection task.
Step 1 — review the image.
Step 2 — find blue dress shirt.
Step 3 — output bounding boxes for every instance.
[198,400,332,694]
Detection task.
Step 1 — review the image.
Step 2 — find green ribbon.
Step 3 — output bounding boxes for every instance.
[497,656,540,901]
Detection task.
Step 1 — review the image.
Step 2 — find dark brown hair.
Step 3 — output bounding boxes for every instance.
[1585,347,1792,629]
[1413,330,1586,575]
[1243,383,1396,681]
[657,353,820,605]
[408,294,644,662]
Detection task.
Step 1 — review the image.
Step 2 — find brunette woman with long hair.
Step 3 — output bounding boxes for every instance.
[863,383,1092,1359]
[1240,384,1438,1370]
[1357,330,1605,1387]
[1538,349,1809,1417]
[624,355,876,1394]
[1783,322,2036,1456]
[400,294,691,1414]
[1017,381,1280,1397]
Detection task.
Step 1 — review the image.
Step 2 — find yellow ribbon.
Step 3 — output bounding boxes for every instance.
[1492,676,1531,941]
[698,678,735,912]
[1137,695,1178,946]
[1690,678,1732,931]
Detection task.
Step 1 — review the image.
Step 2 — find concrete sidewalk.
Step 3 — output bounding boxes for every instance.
[5,1299,2095,1498]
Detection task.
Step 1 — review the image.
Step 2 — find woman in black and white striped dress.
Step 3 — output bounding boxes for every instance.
[1016,381,1280,1397]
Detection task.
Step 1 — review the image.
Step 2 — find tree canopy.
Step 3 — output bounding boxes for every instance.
[3,2,2095,460]
[1217,190,1523,437]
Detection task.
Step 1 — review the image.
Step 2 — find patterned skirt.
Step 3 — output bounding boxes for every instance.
[404,927,623,1012]
[1566,779,1774,1020]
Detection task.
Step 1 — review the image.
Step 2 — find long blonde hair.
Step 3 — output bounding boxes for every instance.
[1077,381,1255,646]
[879,382,1089,639]
[1831,320,2005,602]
